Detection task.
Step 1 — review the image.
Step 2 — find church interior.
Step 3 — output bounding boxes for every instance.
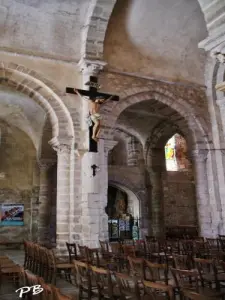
[1,0,225,299]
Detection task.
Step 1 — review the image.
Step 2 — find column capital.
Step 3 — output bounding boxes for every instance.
[52,144,71,154]
[78,58,107,75]
[38,159,56,170]
[104,139,118,152]
[192,149,209,162]
[49,137,72,154]
[216,97,225,109]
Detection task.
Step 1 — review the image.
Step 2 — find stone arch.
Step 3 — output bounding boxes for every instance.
[81,0,216,60]
[108,180,140,218]
[144,120,192,165]
[102,87,210,150]
[0,62,74,147]
[81,0,117,59]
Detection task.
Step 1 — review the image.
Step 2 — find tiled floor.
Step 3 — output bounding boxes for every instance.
[0,249,78,300]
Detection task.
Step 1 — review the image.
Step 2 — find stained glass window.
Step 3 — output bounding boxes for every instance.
[165,134,189,171]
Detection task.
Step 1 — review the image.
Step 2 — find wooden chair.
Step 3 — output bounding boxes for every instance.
[143,280,174,300]
[110,242,124,271]
[170,268,225,299]
[173,254,193,270]
[91,265,117,299]
[0,265,24,294]
[135,240,146,258]
[73,259,97,300]
[66,242,79,262]
[114,271,141,300]
[99,240,111,258]
[46,249,74,284]
[194,257,225,290]
[144,260,169,285]
[145,236,157,242]
[127,256,145,279]
[77,245,89,262]
[50,285,76,300]
[194,241,210,258]
[206,238,220,252]
[182,289,222,300]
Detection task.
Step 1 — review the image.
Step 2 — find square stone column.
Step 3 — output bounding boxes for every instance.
[37,159,55,244]
[192,149,216,237]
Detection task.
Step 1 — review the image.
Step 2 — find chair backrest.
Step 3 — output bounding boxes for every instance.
[145,260,168,284]
[99,240,109,252]
[91,266,114,296]
[145,236,157,242]
[110,242,122,254]
[73,259,91,286]
[114,272,141,300]
[173,254,192,270]
[127,256,145,278]
[170,268,199,290]
[86,248,101,266]
[78,245,88,261]
[194,257,217,277]
[66,242,78,262]
[122,244,136,258]
[143,280,174,300]
[206,238,220,250]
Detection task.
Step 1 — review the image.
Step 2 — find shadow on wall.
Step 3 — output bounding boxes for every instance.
[0,121,37,242]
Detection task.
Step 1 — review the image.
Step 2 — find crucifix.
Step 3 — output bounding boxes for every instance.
[66,76,119,152]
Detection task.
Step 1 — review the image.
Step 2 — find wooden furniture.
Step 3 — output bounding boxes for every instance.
[143,280,174,300]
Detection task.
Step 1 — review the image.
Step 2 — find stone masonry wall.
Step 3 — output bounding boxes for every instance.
[163,171,197,227]
[0,121,37,242]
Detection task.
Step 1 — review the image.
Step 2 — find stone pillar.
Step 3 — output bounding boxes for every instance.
[192,149,215,236]
[99,139,118,240]
[78,58,107,149]
[126,136,139,166]
[53,144,72,252]
[78,58,111,247]
[147,148,165,237]
[216,97,225,135]
[148,167,164,237]
[37,159,55,244]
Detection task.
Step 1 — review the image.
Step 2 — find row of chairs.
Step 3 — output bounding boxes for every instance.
[24,240,74,284]
[73,258,225,300]
[65,238,225,299]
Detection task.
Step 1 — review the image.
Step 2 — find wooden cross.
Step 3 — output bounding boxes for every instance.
[66,76,119,152]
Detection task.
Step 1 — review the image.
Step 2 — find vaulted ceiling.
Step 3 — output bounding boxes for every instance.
[0,86,46,149]
[104,0,208,85]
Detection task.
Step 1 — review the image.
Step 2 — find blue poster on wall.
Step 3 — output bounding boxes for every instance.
[0,204,24,226]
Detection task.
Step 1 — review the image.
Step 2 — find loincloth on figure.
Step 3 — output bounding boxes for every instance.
[90,113,101,122]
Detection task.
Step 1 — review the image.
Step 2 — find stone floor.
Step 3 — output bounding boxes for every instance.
[0,249,78,300]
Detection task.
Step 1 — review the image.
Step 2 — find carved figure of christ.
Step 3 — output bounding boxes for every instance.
[74,89,113,142]
[66,75,119,152]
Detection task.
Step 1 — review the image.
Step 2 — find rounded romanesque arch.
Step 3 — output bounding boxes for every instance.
[81,0,225,60]
[0,62,75,147]
[81,0,117,59]
[108,180,141,217]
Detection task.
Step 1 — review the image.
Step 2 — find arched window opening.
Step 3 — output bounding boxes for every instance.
[164,133,189,171]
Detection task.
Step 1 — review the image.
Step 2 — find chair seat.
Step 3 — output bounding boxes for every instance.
[0,259,13,263]
[183,286,225,298]
[56,263,74,269]
[0,262,17,268]
[1,266,22,273]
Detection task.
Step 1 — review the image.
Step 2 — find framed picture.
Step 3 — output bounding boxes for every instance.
[0,204,24,226]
